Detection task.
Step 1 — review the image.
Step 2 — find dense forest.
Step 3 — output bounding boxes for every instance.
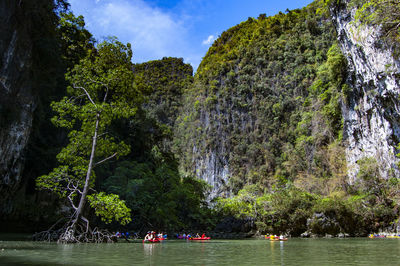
[1,0,400,240]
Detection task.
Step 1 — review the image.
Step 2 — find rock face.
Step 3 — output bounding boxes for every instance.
[191,109,232,200]
[0,0,35,213]
[177,6,337,199]
[332,1,400,181]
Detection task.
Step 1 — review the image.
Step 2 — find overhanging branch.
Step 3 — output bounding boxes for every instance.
[74,84,97,107]
[94,153,118,167]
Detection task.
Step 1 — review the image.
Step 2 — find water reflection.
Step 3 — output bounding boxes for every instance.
[143,242,155,256]
[1,238,400,265]
[269,239,286,264]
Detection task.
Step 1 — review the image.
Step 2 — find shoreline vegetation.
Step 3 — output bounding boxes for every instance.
[1,0,400,241]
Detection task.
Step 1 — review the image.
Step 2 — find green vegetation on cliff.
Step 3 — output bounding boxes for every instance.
[134,57,193,128]
[176,2,339,192]
[350,0,400,45]
[176,0,400,236]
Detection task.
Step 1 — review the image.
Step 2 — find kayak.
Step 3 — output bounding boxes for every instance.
[143,239,161,243]
[270,238,288,241]
[189,237,211,240]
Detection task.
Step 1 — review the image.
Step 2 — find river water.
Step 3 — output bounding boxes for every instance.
[1,236,400,265]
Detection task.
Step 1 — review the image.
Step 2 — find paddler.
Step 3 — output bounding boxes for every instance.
[144,232,151,240]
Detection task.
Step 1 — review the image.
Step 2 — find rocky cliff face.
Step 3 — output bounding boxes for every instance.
[0,0,35,214]
[177,6,337,199]
[332,1,400,181]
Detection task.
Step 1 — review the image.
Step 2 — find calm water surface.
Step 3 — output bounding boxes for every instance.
[1,236,400,265]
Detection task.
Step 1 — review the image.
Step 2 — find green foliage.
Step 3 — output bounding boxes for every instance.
[91,57,211,231]
[216,185,263,219]
[87,192,131,225]
[217,180,397,236]
[354,157,393,203]
[133,57,193,127]
[102,160,213,231]
[58,12,95,70]
[176,1,344,194]
[217,186,316,235]
[37,38,140,226]
[132,57,193,156]
[37,165,80,198]
[350,0,400,52]
[286,44,347,185]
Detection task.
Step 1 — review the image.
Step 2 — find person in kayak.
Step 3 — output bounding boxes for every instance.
[144,232,151,241]
[195,233,200,238]
[147,231,156,240]
[201,233,206,238]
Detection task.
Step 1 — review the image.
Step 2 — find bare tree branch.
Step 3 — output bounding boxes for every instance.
[87,77,110,103]
[94,152,118,167]
[68,193,78,210]
[68,94,86,103]
[74,84,97,106]
[103,86,109,103]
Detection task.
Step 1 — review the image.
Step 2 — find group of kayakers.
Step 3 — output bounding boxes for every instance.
[144,231,168,241]
[143,231,210,242]
[369,234,400,239]
[176,233,208,239]
[265,234,288,241]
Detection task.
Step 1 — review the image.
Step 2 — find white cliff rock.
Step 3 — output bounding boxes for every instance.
[332,1,400,181]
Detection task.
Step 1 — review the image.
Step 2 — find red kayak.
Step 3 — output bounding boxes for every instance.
[143,239,161,243]
[189,237,211,240]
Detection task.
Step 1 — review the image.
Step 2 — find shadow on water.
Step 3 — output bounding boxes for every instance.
[0,257,73,266]
[0,233,32,241]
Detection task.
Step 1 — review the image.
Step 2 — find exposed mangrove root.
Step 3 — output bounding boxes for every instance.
[33,217,115,243]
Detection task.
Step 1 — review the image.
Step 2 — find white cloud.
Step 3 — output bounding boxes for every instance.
[69,0,214,70]
[70,0,193,64]
[99,1,186,61]
[202,35,216,45]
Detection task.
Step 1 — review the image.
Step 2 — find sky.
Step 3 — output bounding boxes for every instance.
[69,0,314,71]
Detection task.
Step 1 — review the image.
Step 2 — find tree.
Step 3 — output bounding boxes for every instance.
[58,11,95,70]
[36,38,141,243]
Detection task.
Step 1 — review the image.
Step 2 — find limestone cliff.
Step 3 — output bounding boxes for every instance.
[332,1,400,181]
[0,0,35,214]
[176,4,337,198]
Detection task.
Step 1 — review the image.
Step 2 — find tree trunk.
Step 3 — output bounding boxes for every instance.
[71,112,100,233]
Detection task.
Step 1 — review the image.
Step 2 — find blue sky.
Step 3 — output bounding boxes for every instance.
[69,0,314,71]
